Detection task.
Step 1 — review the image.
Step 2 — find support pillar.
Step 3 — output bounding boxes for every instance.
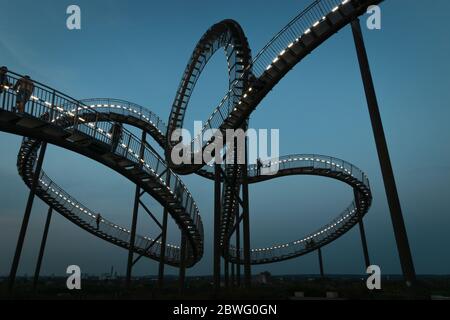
[235,208,241,287]
[213,163,221,293]
[230,262,235,287]
[242,135,251,287]
[355,189,371,268]
[158,160,171,289]
[359,220,371,268]
[179,232,187,294]
[33,207,53,290]
[351,18,416,285]
[224,256,229,288]
[9,142,48,293]
[126,131,147,287]
[158,207,169,289]
[318,248,324,278]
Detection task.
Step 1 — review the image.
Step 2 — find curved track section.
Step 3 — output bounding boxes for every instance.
[0,72,203,268]
[166,0,382,175]
[72,99,373,265]
[195,0,382,263]
[166,19,252,174]
[226,155,372,265]
[0,0,383,268]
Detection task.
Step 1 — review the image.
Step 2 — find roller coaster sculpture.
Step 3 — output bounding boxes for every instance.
[2,0,405,291]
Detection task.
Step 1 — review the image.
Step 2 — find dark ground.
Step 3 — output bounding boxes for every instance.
[1,275,449,300]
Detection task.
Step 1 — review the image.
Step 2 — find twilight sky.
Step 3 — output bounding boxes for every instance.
[0,0,449,277]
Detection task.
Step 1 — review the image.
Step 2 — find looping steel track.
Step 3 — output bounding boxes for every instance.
[0,0,381,267]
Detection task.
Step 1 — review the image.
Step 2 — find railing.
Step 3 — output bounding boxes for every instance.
[226,153,371,263]
[249,0,345,77]
[190,0,351,146]
[248,154,369,186]
[1,70,203,261]
[241,199,359,263]
[35,169,177,259]
[79,98,167,136]
[195,153,369,188]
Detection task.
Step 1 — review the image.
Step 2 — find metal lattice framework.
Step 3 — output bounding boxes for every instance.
[0,0,385,279]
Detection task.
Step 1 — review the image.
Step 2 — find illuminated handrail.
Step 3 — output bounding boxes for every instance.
[2,70,203,263]
[191,0,358,150]
[225,153,371,264]
[80,98,167,136]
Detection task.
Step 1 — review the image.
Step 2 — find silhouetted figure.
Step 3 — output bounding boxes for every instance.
[13,75,34,113]
[306,239,316,250]
[109,122,123,153]
[256,158,263,176]
[175,182,184,202]
[0,66,10,94]
[96,213,102,231]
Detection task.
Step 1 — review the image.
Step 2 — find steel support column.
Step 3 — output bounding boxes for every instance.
[9,142,48,293]
[224,255,229,288]
[235,210,241,287]
[359,220,371,268]
[126,131,147,287]
[158,166,171,289]
[213,163,221,293]
[158,207,169,289]
[179,232,187,294]
[351,18,416,285]
[318,248,324,278]
[242,136,251,287]
[33,207,53,290]
[126,182,141,287]
[230,262,235,287]
[355,189,371,268]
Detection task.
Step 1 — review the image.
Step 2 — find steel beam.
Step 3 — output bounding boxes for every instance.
[9,142,48,293]
[179,232,187,294]
[132,233,162,266]
[318,248,324,278]
[214,163,221,293]
[355,189,371,268]
[126,131,147,287]
[235,206,241,287]
[224,254,229,288]
[158,169,171,289]
[158,207,169,289]
[230,262,235,287]
[359,220,371,268]
[33,207,53,290]
[351,18,416,285]
[242,135,251,287]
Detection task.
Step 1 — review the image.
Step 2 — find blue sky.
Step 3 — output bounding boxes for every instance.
[0,0,449,277]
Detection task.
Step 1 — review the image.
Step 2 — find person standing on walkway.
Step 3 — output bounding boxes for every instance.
[13,75,34,113]
[0,66,10,94]
[96,213,102,231]
[109,122,123,153]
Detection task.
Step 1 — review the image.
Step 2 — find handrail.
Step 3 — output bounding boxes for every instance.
[248,0,345,77]
[184,0,367,156]
[2,70,204,264]
[80,98,168,135]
